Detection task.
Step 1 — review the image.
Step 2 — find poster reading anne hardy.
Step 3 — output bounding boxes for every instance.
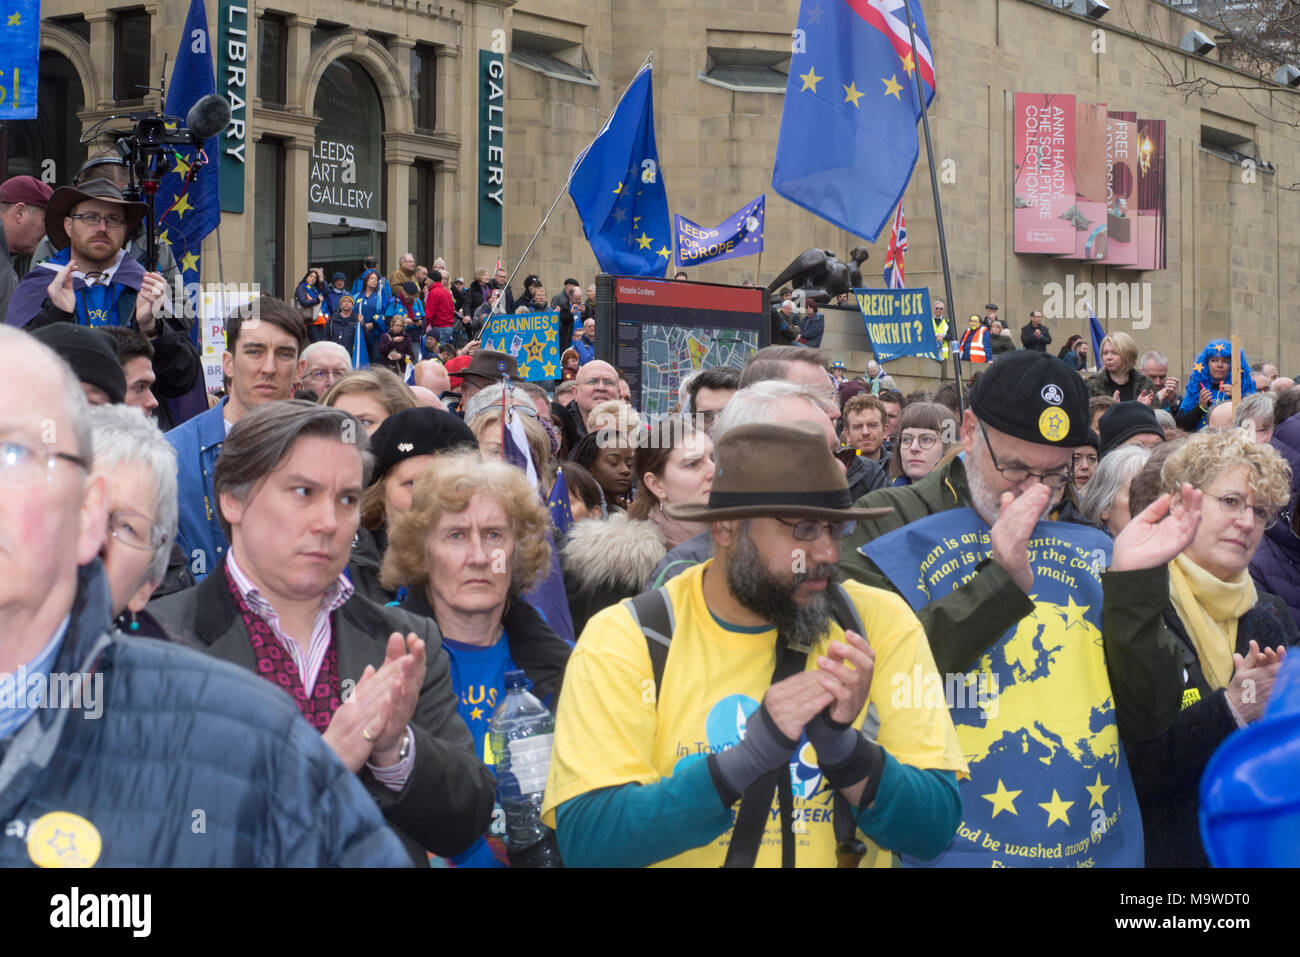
[1013,94,1076,255]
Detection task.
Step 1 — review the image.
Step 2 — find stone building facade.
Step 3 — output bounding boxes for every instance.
[6,0,1298,381]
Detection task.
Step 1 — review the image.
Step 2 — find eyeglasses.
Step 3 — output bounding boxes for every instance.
[900,432,940,450]
[109,509,169,552]
[776,518,857,541]
[978,422,1073,489]
[1202,491,1279,530]
[582,376,619,388]
[304,369,347,384]
[0,441,89,486]
[68,211,128,229]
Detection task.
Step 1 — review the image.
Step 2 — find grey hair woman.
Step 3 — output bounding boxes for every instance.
[1079,445,1152,535]
[88,405,179,629]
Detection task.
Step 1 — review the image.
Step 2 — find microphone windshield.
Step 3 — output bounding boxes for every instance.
[186,94,233,141]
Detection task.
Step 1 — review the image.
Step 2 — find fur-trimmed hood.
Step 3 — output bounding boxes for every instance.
[562,513,667,595]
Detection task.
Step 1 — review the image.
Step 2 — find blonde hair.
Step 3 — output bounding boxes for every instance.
[1101,332,1139,375]
[1161,427,1291,509]
[380,450,552,596]
[470,409,555,493]
[586,399,640,434]
[322,368,418,416]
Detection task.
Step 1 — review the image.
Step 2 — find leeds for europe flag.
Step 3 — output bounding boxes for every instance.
[773,0,936,241]
[568,62,671,277]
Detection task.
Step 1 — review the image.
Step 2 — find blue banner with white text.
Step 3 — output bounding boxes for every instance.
[853,287,936,362]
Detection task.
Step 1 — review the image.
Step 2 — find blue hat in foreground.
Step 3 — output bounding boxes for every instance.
[1199,653,1300,866]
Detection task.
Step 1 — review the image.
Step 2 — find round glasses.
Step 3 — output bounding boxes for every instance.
[1202,491,1279,530]
[108,509,169,552]
[900,432,940,450]
[0,441,89,486]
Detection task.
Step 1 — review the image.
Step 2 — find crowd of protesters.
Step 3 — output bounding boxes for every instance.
[2,164,1299,868]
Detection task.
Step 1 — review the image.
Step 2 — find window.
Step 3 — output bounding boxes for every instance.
[1200,122,1273,172]
[699,48,789,93]
[254,138,286,297]
[257,14,287,107]
[509,30,596,85]
[411,44,438,132]
[409,161,435,268]
[113,8,152,105]
[311,22,346,49]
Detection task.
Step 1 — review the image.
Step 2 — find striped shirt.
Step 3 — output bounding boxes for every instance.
[225,552,415,790]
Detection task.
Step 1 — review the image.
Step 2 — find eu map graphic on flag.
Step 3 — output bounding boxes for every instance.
[862,510,1144,867]
[773,0,936,241]
[568,62,671,277]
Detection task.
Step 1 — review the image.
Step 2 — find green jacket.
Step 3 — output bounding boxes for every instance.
[838,455,1182,744]
[1085,368,1156,402]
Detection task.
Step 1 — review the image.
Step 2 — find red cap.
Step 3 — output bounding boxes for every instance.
[0,175,53,207]
[444,355,472,390]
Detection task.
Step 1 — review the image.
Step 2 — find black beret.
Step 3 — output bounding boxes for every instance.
[31,324,127,404]
[368,407,477,483]
[970,351,1089,447]
[1098,402,1164,458]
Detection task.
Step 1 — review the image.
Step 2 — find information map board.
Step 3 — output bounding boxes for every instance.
[595,275,768,417]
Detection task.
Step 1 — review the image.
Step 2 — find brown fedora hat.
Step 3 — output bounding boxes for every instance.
[458,349,522,385]
[45,179,147,250]
[665,422,892,523]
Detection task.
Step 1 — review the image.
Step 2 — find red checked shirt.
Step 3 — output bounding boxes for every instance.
[225,551,416,790]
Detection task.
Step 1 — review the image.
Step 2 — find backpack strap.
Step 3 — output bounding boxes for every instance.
[624,586,675,705]
[828,581,879,867]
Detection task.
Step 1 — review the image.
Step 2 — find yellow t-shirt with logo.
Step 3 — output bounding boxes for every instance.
[541,561,968,867]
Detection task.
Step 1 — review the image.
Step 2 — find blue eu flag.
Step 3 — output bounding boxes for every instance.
[773,0,937,242]
[0,0,40,119]
[568,63,671,277]
[158,0,220,296]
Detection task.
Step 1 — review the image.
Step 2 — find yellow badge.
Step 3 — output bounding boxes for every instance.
[1038,407,1070,443]
[26,811,102,868]
[1181,687,1202,711]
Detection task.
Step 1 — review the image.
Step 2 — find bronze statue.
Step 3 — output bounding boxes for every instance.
[766,247,870,303]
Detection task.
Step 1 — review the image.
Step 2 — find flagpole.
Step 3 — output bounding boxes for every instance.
[490,52,656,320]
[901,0,964,415]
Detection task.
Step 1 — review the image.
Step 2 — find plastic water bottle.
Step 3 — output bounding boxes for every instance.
[489,670,564,867]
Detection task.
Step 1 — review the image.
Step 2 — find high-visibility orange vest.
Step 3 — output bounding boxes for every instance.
[960,327,989,363]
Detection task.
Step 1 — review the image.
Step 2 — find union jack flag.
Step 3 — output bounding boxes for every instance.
[883,201,906,289]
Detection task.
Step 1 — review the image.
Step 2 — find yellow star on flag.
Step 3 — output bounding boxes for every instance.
[982,779,1022,818]
[544,327,557,342]
[525,339,545,363]
[180,251,200,273]
[842,81,864,108]
[469,707,483,721]
[901,51,915,74]
[1061,594,1091,631]
[612,182,624,195]
[542,361,558,378]
[8,11,21,25]
[1086,773,1110,810]
[173,155,192,178]
[636,232,653,250]
[657,245,672,259]
[1038,789,1074,828]
[633,215,642,227]
[156,229,172,248]
[800,66,822,92]
[882,74,903,100]
[171,193,194,218]
[518,362,533,378]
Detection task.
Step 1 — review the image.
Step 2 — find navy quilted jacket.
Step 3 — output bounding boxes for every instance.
[0,562,409,867]
[1250,414,1300,629]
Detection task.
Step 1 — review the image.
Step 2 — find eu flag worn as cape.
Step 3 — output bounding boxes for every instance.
[159,0,220,307]
[773,0,936,241]
[568,63,671,277]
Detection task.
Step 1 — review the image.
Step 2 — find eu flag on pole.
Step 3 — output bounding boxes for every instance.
[158,0,220,300]
[773,0,937,241]
[568,62,671,277]
[352,318,370,369]
[1086,301,1105,374]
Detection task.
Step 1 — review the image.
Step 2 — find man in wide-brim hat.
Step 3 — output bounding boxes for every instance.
[457,349,522,403]
[541,421,968,868]
[4,179,166,335]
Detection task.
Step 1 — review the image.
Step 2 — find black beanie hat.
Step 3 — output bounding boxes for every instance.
[31,324,127,404]
[1098,402,1164,458]
[969,351,1089,447]
[368,407,477,483]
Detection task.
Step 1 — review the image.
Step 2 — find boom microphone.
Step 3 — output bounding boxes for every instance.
[186,94,233,142]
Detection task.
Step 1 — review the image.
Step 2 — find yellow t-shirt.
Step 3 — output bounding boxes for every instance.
[541,561,968,867]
